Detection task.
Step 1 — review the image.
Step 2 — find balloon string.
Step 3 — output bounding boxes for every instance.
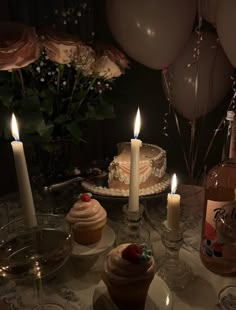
[162,105,171,137]
[173,111,191,177]
[187,1,202,178]
[162,69,172,101]
[195,117,225,181]
[190,59,199,176]
[229,73,236,110]
[195,75,236,180]
[161,69,190,175]
[196,0,203,32]
[189,32,201,178]
[161,70,172,137]
[189,120,196,179]
[192,37,220,176]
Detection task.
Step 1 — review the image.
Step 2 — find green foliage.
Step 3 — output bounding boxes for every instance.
[0,52,116,144]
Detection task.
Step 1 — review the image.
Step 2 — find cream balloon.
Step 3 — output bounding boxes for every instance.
[162,32,233,120]
[216,0,236,68]
[200,0,218,25]
[106,0,196,70]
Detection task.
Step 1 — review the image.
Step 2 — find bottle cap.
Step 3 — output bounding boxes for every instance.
[226,110,235,121]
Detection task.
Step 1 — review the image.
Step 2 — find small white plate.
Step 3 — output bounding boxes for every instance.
[93,274,173,310]
[72,225,115,257]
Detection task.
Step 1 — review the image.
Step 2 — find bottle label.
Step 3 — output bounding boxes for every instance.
[202,200,236,259]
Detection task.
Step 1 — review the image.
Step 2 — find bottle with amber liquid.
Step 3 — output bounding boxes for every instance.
[200,110,236,275]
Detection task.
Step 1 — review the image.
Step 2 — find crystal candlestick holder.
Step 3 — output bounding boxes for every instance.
[157,220,194,290]
[116,204,151,247]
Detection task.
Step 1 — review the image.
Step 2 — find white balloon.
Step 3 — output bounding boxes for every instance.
[216,0,236,68]
[106,0,196,70]
[162,32,233,120]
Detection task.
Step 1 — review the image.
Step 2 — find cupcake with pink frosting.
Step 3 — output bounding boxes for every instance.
[66,193,107,245]
[102,243,155,309]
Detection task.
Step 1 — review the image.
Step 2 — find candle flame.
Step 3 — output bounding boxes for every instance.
[171,173,177,194]
[134,108,141,138]
[11,113,19,141]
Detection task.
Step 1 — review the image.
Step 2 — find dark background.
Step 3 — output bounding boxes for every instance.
[0,0,231,195]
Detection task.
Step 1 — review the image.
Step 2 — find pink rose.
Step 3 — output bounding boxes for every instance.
[95,44,129,73]
[94,55,122,79]
[0,22,40,70]
[43,30,80,64]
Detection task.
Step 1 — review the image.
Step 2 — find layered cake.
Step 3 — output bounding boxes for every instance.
[109,142,166,190]
[66,193,107,245]
[82,142,169,196]
[102,243,155,309]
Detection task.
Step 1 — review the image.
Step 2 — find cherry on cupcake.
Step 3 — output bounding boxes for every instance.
[80,193,92,202]
[122,244,143,264]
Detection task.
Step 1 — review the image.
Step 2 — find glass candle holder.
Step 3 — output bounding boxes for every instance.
[116,204,151,247]
[157,220,194,290]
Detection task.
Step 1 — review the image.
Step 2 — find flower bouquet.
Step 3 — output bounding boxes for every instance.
[0,22,128,184]
[0,22,129,145]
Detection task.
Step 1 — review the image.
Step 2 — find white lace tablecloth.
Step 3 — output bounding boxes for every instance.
[0,185,236,310]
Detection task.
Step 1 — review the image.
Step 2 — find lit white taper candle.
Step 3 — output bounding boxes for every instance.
[11,114,37,227]
[128,108,142,212]
[167,173,180,231]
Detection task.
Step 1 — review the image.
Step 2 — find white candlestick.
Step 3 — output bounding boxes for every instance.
[167,174,180,230]
[11,114,37,227]
[128,108,142,212]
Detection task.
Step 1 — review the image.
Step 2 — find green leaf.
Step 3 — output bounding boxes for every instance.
[0,106,11,139]
[0,95,14,109]
[0,86,14,109]
[48,85,57,94]
[26,88,39,97]
[97,98,115,119]
[86,98,115,120]
[65,121,81,143]
[39,90,56,115]
[0,71,11,83]
[40,98,53,115]
[19,111,48,136]
[86,105,97,119]
[23,95,41,112]
[37,122,54,137]
[55,114,71,124]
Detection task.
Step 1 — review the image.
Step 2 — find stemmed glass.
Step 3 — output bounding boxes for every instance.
[0,214,73,310]
[215,205,236,310]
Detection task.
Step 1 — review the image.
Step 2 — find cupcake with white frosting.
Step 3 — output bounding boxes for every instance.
[102,243,155,309]
[66,193,107,245]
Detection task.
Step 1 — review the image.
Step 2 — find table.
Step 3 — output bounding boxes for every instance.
[0,185,235,309]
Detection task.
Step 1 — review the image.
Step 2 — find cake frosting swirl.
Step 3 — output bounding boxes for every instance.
[104,243,155,285]
[66,194,107,230]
